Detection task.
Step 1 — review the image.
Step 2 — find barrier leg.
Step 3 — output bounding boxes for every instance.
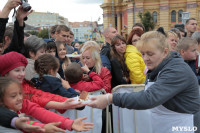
[106,106,109,133]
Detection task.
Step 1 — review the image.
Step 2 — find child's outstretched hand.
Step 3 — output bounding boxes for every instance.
[72,117,93,132]
[15,117,45,133]
[60,78,71,89]
[43,122,65,133]
[81,64,90,73]
[61,98,85,109]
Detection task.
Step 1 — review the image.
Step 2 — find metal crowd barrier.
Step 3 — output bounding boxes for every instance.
[111,84,152,133]
[55,89,106,133]
[0,126,22,133]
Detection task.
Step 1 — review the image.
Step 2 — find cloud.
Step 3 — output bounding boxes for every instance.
[0,0,103,23]
[73,0,103,4]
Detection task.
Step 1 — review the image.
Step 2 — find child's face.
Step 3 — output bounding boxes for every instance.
[30,47,46,60]
[181,44,198,61]
[3,82,23,112]
[46,48,56,57]
[6,66,26,84]
[58,44,67,59]
[168,36,178,51]
[180,31,185,38]
[74,43,80,49]
[62,62,70,72]
[62,58,71,72]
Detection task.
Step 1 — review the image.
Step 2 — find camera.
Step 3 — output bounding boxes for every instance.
[21,0,31,12]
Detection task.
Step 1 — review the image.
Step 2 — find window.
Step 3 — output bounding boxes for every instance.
[178,10,183,22]
[115,15,117,28]
[153,11,157,23]
[171,10,176,22]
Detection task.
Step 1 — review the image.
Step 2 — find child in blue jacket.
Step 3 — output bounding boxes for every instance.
[31,54,79,98]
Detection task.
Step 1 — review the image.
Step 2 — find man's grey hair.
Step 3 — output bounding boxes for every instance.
[192,31,200,44]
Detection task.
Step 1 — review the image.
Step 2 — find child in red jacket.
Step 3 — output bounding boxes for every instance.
[0,77,93,132]
[0,52,83,113]
[65,62,104,92]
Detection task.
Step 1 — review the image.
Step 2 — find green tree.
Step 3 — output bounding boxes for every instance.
[138,11,155,31]
[38,28,49,39]
[27,31,39,36]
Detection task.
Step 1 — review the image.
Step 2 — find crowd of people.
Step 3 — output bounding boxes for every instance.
[0,0,200,133]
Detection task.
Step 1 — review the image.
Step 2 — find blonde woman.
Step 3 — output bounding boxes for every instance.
[80,46,112,93]
[80,41,111,72]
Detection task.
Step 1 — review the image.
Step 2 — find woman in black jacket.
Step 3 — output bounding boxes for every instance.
[110,35,130,88]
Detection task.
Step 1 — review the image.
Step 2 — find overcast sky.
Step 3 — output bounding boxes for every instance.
[0,0,104,23]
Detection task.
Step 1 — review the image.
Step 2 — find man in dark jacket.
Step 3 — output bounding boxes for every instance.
[100,27,118,133]
[100,27,118,59]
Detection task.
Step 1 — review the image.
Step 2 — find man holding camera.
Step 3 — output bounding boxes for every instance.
[2,0,33,55]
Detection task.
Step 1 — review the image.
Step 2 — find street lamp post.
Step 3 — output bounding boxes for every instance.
[133,0,135,25]
[46,24,50,39]
[112,0,115,27]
